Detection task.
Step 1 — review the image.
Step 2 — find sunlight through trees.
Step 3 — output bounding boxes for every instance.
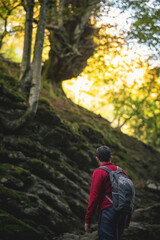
[63,25,160,149]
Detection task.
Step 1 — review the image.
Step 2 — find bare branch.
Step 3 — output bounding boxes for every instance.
[117,114,134,130]
[0,11,5,19]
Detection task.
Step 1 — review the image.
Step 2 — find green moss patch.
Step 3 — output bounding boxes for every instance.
[0,209,41,240]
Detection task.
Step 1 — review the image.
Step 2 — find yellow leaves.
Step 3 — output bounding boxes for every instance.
[1,34,23,62]
[63,74,94,105]
[126,68,145,88]
[0,3,25,61]
[63,23,159,148]
[0,1,49,62]
[42,29,50,62]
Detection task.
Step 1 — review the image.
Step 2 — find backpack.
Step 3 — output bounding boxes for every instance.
[99,166,135,214]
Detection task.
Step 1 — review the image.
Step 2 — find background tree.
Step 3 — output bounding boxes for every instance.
[43,0,103,85]
[19,0,35,94]
[27,0,49,118]
[115,0,160,57]
[0,0,23,49]
[63,25,160,149]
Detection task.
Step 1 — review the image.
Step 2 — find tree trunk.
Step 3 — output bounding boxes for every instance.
[43,0,100,84]
[3,0,49,131]
[28,0,48,116]
[19,0,35,95]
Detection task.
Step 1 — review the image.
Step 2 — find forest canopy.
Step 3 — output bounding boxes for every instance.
[0,0,159,149]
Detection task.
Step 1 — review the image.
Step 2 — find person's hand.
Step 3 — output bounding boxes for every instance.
[84,223,91,233]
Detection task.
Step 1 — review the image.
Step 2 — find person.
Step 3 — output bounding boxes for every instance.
[84,146,131,240]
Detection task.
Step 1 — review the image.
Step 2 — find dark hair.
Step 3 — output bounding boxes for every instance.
[96,146,111,162]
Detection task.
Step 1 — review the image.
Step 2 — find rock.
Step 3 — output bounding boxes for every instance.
[123,222,160,240]
[146,180,160,191]
[71,150,92,169]
[0,209,42,240]
[43,127,74,147]
[132,204,160,224]
[1,66,160,240]
[1,178,8,183]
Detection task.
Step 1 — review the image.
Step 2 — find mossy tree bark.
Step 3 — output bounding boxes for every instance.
[28,0,48,117]
[43,0,100,84]
[19,0,35,95]
[4,0,49,131]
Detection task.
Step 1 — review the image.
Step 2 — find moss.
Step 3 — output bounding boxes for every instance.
[39,97,53,109]
[0,78,25,111]
[54,170,61,177]
[60,161,73,170]
[53,161,81,183]
[0,149,10,162]
[0,74,18,88]
[14,167,29,176]
[43,127,75,148]
[38,97,59,117]
[4,137,42,158]
[49,150,61,160]
[0,209,41,240]
[66,196,87,219]
[0,163,29,177]
[27,158,42,164]
[0,55,20,78]
[75,140,91,152]
[79,122,106,144]
[112,156,135,180]
[61,119,80,136]
[0,184,28,202]
[116,151,128,161]
[0,77,18,94]
[37,98,61,127]
[0,163,12,174]
[0,164,27,190]
[26,158,55,181]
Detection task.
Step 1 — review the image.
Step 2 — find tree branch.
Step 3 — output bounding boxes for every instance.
[117,114,134,130]
[1,0,9,11]
[73,3,95,42]
[0,11,5,19]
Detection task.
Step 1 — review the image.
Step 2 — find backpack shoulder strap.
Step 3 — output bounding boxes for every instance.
[117,166,122,172]
[99,166,123,173]
[99,166,112,173]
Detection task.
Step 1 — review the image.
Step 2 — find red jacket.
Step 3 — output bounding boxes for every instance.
[85,162,126,224]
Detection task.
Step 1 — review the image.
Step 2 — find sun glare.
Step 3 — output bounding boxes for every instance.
[126,68,145,87]
[63,74,94,104]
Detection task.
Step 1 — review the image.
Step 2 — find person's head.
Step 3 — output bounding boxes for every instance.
[96,146,111,165]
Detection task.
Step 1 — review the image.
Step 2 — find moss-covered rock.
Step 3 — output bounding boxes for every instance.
[0,210,42,240]
[36,98,61,127]
[0,59,160,240]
